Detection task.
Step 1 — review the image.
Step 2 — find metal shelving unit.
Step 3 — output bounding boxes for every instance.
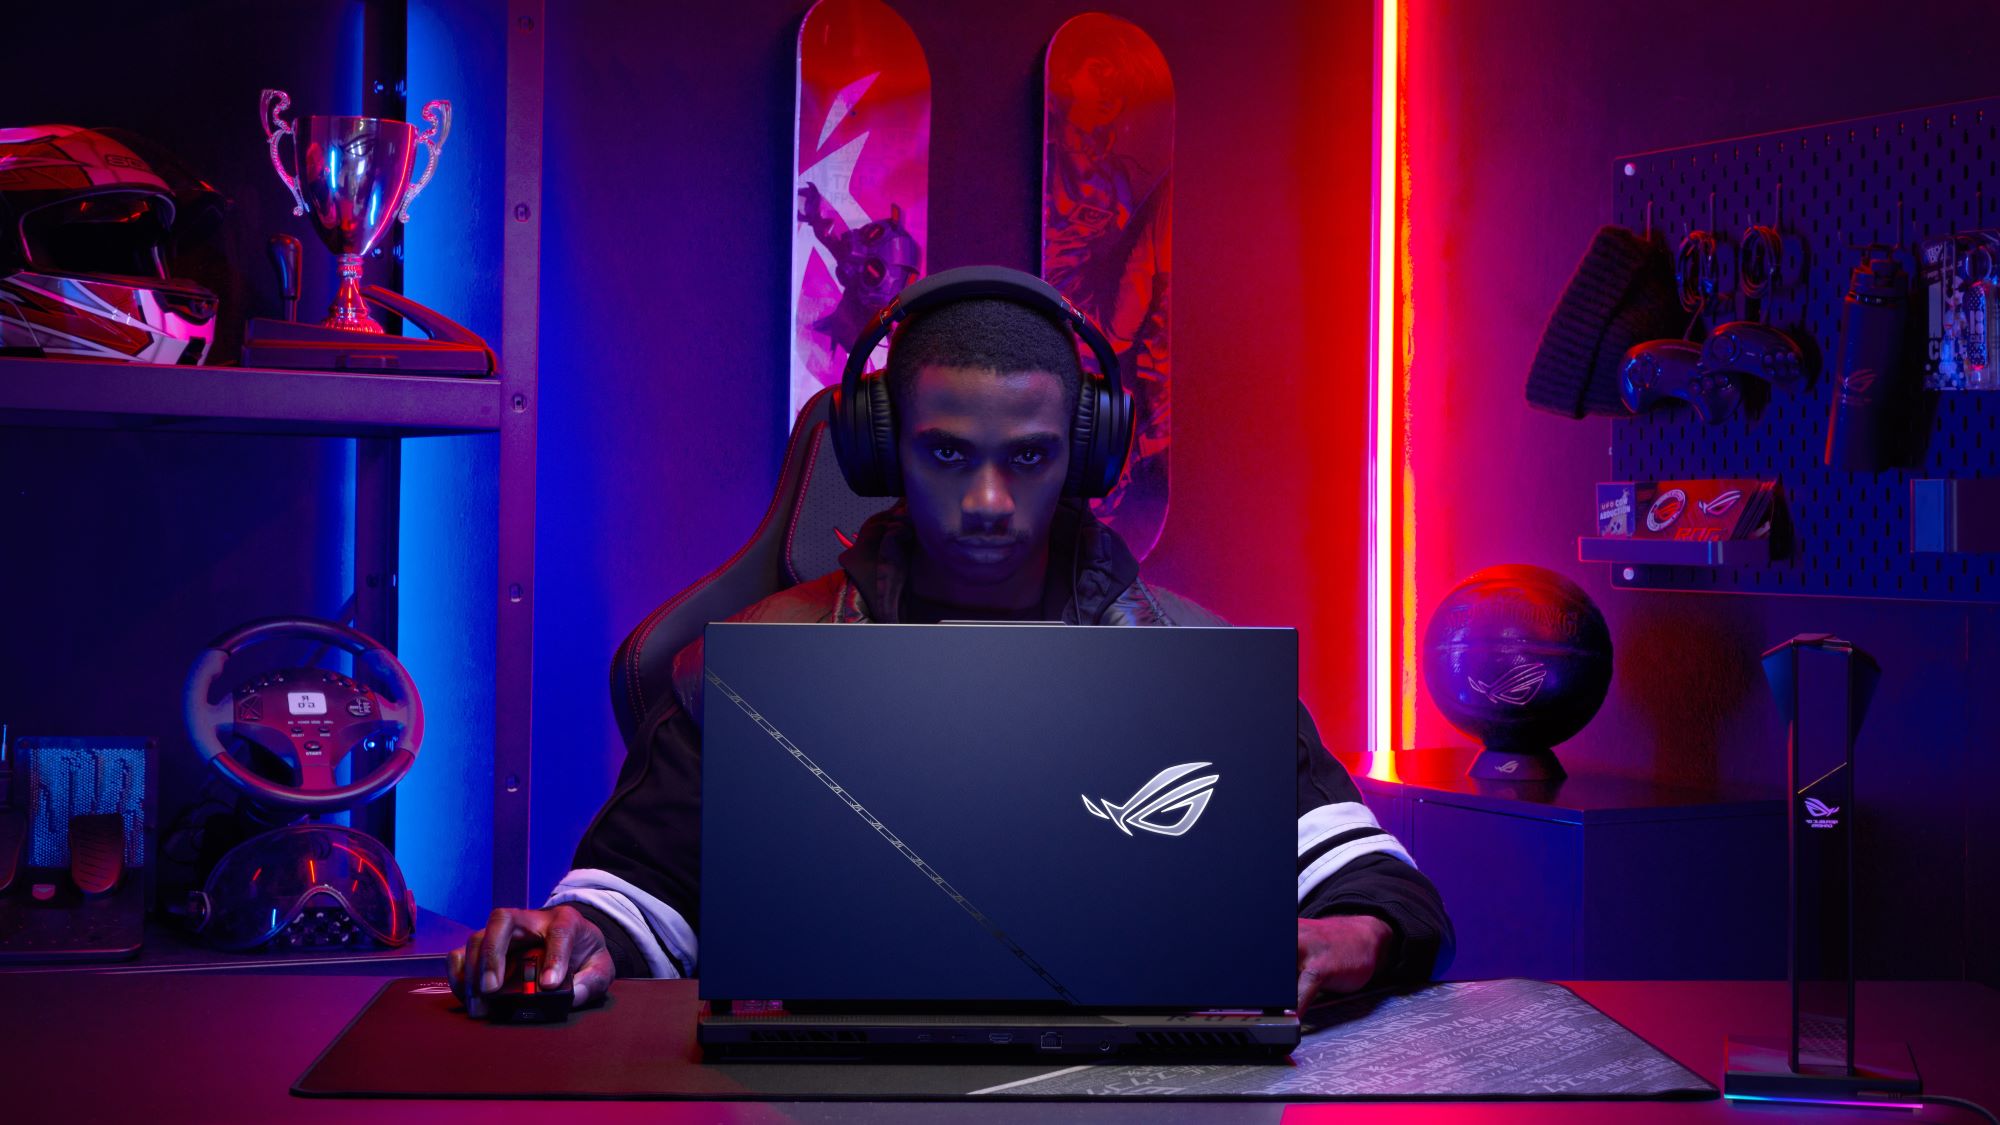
[0,357,504,437]
[0,0,544,915]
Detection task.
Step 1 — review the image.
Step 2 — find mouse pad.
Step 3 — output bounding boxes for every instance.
[293,977,1714,1100]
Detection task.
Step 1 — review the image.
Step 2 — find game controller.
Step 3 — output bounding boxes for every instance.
[1700,320,1810,391]
[1621,322,1812,424]
[1621,340,1744,423]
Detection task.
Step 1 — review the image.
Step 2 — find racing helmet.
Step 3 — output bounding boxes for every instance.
[0,124,218,364]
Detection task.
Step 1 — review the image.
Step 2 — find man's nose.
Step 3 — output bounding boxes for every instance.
[963,462,1015,526]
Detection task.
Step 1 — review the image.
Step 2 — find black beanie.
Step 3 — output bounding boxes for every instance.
[1525,226,1682,419]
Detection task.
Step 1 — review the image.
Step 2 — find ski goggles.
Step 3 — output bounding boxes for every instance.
[190,823,414,951]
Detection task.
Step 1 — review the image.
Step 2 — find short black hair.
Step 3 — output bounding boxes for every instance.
[884,297,1084,423]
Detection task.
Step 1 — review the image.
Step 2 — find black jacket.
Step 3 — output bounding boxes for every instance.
[554,500,1455,986]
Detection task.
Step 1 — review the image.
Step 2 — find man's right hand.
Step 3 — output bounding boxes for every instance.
[447,904,615,1016]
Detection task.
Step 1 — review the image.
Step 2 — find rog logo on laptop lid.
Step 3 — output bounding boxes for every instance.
[1082,761,1219,837]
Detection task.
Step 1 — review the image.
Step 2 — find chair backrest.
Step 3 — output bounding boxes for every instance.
[608,386,894,746]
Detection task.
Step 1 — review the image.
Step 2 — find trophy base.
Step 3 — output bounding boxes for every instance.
[243,286,494,377]
[327,261,386,333]
[324,310,387,334]
[245,319,489,376]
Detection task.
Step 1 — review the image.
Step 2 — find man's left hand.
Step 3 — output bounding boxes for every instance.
[1296,914,1393,1011]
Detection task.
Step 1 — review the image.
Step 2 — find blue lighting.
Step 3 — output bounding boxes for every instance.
[1724,1093,1922,1112]
[395,0,505,925]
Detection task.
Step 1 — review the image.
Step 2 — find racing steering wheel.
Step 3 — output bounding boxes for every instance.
[182,617,424,812]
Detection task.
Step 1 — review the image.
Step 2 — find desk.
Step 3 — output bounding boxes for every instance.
[1,975,1992,1123]
[0,908,469,977]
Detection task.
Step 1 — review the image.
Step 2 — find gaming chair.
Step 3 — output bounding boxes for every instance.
[608,386,893,746]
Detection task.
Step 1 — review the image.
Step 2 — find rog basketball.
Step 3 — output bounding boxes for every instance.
[1422,565,1613,772]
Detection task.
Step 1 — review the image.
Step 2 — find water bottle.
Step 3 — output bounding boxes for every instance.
[1824,253,1910,472]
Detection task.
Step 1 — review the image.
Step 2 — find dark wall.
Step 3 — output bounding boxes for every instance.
[529,0,1376,898]
[1406,0,2000,982]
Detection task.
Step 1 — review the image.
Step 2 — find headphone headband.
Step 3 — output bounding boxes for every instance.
[830,264,1132,498]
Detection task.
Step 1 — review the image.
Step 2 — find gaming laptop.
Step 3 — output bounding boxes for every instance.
[695,622,1300,1060]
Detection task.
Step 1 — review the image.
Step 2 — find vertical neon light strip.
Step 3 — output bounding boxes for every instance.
[1394,8,1416,759]
[1366,0,1402,774]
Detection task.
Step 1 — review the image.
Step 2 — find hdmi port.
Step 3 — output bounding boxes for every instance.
[988,1033,1014,1044]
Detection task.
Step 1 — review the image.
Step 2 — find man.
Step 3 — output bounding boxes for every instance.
[450,283,1454,1015]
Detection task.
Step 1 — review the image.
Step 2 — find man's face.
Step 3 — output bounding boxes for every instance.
[897,364,1072,607]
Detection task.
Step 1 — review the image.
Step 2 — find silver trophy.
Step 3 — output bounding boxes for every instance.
[260,89,450,333]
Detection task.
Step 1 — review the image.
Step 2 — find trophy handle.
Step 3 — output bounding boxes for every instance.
[399,99,453,224]
[260,89,308,218]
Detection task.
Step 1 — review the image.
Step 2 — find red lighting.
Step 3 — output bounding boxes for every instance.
[1368,0,1410,776]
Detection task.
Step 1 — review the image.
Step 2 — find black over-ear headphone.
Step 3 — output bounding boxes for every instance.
[829,264,1133,499]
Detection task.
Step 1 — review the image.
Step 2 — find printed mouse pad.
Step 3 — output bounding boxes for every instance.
[294,977,1713,1101]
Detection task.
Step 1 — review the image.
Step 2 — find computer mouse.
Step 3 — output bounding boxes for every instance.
[481,954,574,1024]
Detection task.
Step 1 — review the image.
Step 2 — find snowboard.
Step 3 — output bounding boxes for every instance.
[791,0,931,425]
[1042,13,1174,560]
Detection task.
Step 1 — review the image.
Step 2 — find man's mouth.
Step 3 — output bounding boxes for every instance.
[954,538,1018,562]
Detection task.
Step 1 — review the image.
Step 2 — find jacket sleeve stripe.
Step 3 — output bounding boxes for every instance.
[545,867,698,978]
[1297,800,1383,853]
[1297,825,1387,874]
[1295,801,1418,905]
[1297,835,1418,905]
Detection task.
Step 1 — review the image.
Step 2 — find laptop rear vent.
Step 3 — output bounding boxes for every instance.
[1134,1029,1256,1050]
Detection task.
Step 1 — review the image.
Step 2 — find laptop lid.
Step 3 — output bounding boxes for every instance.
[698,623,1296,1011]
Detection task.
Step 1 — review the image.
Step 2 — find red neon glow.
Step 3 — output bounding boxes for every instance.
[1367,0,1408,779]
[1394,0,1416,759]
[307,858,317,884]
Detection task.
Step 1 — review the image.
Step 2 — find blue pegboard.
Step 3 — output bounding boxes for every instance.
[1610,96,2000,601]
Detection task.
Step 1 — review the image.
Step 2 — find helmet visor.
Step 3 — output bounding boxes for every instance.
[20,192,173,277]
[198,824,413,950]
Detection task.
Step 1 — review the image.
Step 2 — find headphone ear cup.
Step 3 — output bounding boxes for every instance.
[830,371,896,497]
[1095,379,1135,498]
[1065,381,1098,497]
[830,381,872,495]
[1071,377,1133,499]
[863,369,901,496]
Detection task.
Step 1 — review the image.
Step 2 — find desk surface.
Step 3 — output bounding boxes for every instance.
[0,906,469,976]
[2,974,1993,1123]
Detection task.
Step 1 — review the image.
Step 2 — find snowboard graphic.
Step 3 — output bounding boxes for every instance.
[1043,13,1174,560]
[791,0,931,424]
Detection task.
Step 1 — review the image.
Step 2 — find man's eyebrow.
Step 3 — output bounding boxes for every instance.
[908,428,1065,446]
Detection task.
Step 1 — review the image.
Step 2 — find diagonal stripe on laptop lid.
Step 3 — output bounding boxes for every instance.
[705,668,1079,1005]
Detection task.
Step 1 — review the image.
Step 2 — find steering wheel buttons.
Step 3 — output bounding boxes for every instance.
[303,741,323,755]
